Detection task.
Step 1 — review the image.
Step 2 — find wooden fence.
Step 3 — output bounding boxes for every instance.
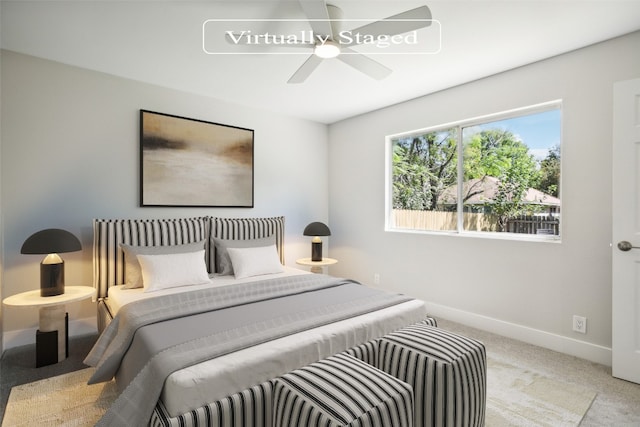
[392,210,559,235]
[505,215,560,235]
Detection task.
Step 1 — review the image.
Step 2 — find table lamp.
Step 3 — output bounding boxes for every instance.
[21,228,82,297]
[303,222,331,262]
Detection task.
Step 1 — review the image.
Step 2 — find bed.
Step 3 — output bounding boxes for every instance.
[86,216,430,427]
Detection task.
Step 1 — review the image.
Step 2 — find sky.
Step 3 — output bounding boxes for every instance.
[474,108,562,162]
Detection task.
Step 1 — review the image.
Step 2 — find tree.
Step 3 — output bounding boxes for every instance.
[392,127,541,232]
[463,129,540,230]
[537,145,560,197]
[392,129,457,210]
[492,162,536,231]
[464,129,513,181]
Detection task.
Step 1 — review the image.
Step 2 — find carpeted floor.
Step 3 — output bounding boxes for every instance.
[437,319,640,426]
[2,356,597,426]
[0,334,97,423]
[1,320,640,425]
[2,368,117,426]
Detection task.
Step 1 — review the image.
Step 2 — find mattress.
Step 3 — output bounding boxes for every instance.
[104,268,427,418]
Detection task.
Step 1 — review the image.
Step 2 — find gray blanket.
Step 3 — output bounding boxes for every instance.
[85,274,413,427]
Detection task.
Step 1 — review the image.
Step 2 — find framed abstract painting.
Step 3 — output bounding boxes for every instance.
[140,110,254,207]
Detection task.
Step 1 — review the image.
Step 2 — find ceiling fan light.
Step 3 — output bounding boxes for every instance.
[314,41,341,59]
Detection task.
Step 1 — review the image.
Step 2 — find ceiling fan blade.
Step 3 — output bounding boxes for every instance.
[287,54,324,84]
[345,5,432,46]
[298,0,334,38]
[337,48,392,80]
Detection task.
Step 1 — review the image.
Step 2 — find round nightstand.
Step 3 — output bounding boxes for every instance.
[3,286,95,366]
[296,257,338,274]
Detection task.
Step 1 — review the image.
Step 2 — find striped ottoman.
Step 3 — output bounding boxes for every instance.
[421,317,438,327]
[273,352,414,427]
[377,323,486,427]
[150,381,275,427]
[344,317,439,368]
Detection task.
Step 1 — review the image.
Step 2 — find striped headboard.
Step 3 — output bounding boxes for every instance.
[212,216,285,261]
[93,216,285,299]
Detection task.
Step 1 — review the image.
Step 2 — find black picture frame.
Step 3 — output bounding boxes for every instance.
[140,110,254,207]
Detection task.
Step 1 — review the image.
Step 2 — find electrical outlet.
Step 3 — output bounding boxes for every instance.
[573,315,587,334]
[373,273,380,285]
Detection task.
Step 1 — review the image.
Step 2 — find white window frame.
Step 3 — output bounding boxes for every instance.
[385,100,562,242]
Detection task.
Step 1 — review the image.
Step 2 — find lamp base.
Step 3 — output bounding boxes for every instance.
[311,241,323,262]
[41,262,64,297]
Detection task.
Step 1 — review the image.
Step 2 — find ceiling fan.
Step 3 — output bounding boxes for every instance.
[226,1,432,83]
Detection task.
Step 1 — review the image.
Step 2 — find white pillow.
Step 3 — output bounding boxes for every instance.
[120,240,206,289]
[226,245,284,279]
[212,235,276,276]
[137,250,211,293]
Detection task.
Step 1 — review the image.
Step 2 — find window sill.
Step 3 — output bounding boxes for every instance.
[385,226,562,244]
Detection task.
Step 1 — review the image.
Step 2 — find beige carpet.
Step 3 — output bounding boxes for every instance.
[1,368,116,427]
[2,359,596,426]
[486,358,596,426]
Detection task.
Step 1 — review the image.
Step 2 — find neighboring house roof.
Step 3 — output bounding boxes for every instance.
[439,176,560,206]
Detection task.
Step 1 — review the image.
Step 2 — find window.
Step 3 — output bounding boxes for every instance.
[387,101,561,239]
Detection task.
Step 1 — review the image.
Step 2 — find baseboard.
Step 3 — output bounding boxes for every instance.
[2,316,97,353]
[426,301,612,366]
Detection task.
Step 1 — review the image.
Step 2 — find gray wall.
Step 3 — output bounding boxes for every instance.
[0,50,329,347]
[327,31,640,365]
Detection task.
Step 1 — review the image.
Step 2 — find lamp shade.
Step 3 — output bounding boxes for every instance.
[21,229,82,255]
[21,229,82,297]
[303,222,331,237]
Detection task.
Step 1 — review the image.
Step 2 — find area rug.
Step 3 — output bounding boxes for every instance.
[2,368,116,427]
[486,357,597,426]
[2,359,596,426]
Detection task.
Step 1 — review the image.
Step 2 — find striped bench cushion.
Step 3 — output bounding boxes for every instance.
[421,317,438,327]
[344,340,379,368]
[344,317,438,368]
[378,323,486,427]
[149,381,275,427]
[273,352,414,427]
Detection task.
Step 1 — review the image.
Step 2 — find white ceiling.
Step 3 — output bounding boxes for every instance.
[2,0,640,124]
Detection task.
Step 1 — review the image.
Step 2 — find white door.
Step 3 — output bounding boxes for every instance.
[612,77,640,384]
